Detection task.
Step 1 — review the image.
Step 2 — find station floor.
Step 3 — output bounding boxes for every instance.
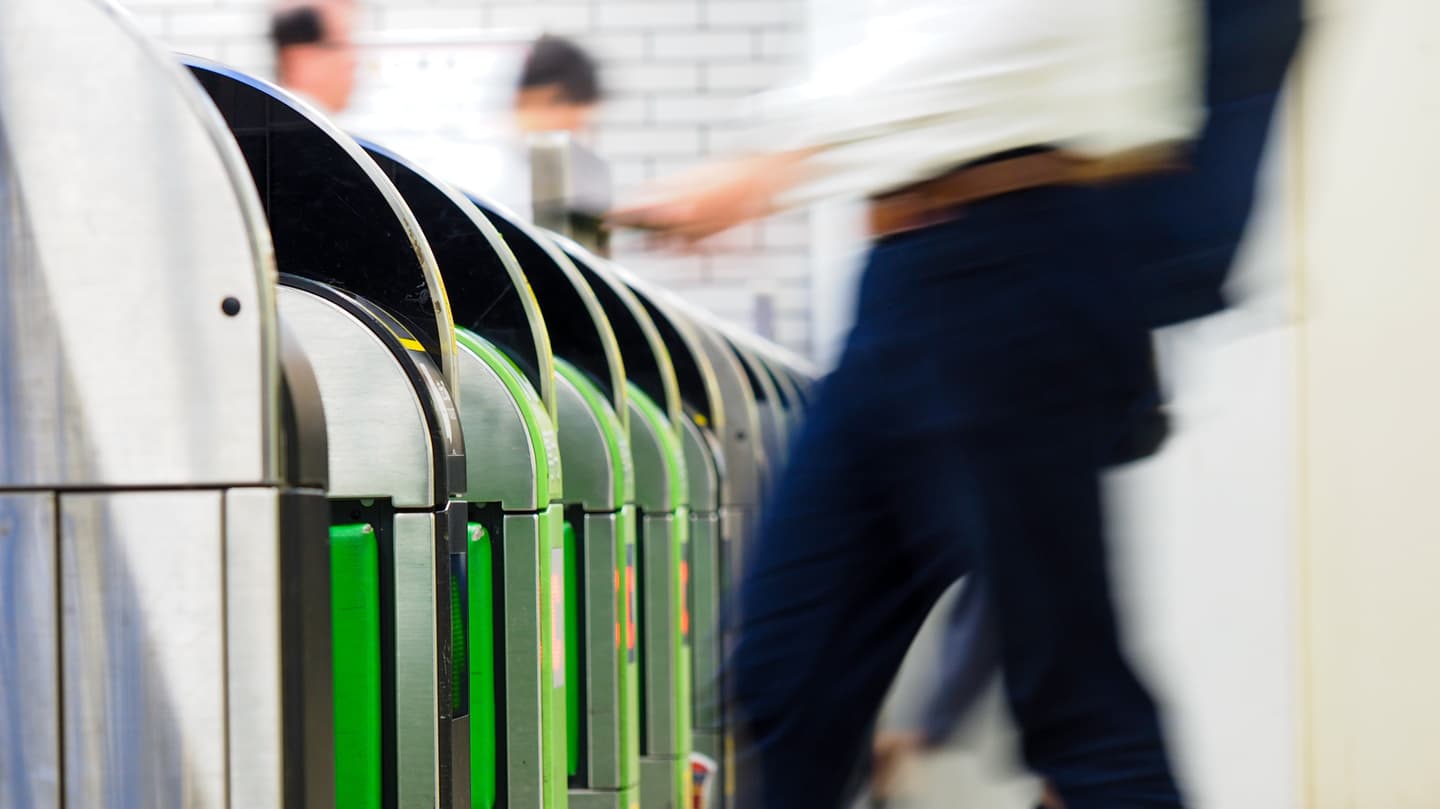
[862,582,1041,809]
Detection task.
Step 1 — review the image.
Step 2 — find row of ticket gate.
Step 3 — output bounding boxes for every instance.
[0,3,816,809]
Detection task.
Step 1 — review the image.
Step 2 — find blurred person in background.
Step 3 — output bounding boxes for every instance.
[613,1,1300,808]
[270,0,358,114]
[512,34,613,248]
[514,34,603,137]
[439,33,608,224]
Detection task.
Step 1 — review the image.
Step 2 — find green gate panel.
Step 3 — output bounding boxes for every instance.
[330,523,382,809]
[468,522,498,809]
[564,520,582,778]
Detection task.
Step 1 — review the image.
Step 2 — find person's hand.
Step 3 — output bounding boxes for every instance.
[608,151,811,249]
[870,730,928,800]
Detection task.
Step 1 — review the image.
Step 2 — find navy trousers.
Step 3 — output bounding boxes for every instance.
[728,186,1185,809]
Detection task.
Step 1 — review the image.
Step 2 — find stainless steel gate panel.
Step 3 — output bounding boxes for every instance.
[555,366,628,513]
[0,0,280,490]
[455,344,559,512]
[0,493,59,809]
[279,288,441,507]
[393,509,450,808]
[59,491,227,809]
[225,487,335,809]
[501,512,561,809]
[725,340,788,489]
[555,369,634,793]
[579,511,629,791]
[637,513,688,756]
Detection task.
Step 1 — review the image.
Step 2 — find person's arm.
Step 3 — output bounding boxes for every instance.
[611,0,1199,241]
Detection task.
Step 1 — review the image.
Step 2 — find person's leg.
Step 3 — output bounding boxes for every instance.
[730,185,1185,809]
[861,186,1184,807]
[930,416,1183,809]
[727,244,977,809]
[892,187,1183,808]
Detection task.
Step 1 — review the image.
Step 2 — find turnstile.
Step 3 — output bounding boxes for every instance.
[556,248,734,799]
[564,259,700,809]
[1,3,333,807]
[464,201,646,809]
[189,62,470,809]
[360,142,575,809]
[1,10,821,809]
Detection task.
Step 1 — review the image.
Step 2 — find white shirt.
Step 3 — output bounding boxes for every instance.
[750,0,1204,205]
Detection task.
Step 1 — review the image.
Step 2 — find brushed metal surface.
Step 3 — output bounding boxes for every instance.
[688,513,723,733]
[0,0,279,489]
[502,514,547,809]
[393,510,449,809]
[279,287,437,508]
[639,513,682,756]
[60,491,226,809]
[569,789,628,809]
[581,514,625,789]
[224,488,285,809]
[640,757,684,809]
[606,270,764,514]
[679,420,722,516]
[556,373,619,511]
[456,344,546,511]
[628,398,676,514]
[732,343,787,487]
[225,487,335,809]
[0,493,59,809]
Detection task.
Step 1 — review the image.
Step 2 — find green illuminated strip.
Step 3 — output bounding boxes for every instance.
[330,523,382,809]
[468,522,498,809]
[563,520,581,777]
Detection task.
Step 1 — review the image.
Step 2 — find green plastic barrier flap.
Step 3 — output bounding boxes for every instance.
[468,522,497,809]
[330,523,382,809]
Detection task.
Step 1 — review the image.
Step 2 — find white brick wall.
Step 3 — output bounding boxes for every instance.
[116,0,814,357]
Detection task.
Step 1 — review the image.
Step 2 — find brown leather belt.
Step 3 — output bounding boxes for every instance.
[867,146,1184,239]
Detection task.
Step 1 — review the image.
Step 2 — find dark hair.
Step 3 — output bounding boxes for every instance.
[518,35,602,104]
[270,6,325,50]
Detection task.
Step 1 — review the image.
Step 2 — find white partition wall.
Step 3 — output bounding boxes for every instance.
[1295,0,1440,804]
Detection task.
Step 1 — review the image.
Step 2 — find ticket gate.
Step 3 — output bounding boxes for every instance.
[563,258,697,809]
[461,201,644,809]
[556,260,730,773]
[188,62,471,809]
[1,3,333,807]
[596,268,771,809]
[359,142,593,809]
[3,8,824,808]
